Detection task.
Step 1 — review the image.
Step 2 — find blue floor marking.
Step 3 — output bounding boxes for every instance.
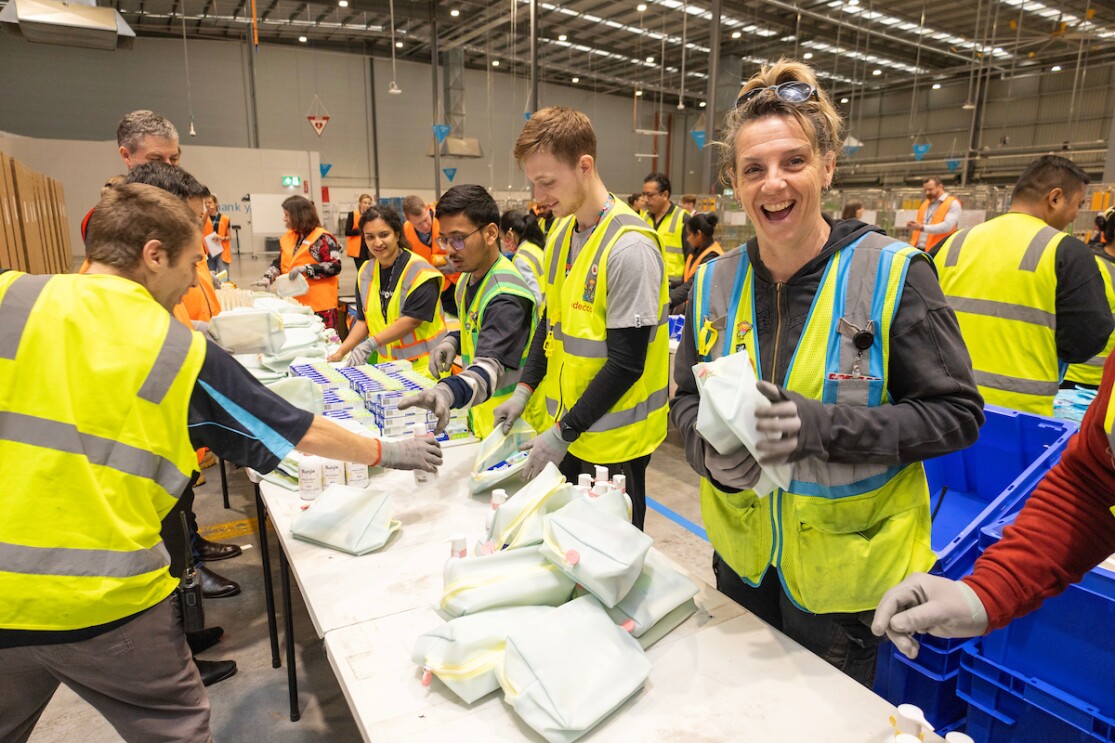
[646,496,709,542]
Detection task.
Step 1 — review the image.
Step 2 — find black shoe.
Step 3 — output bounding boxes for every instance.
[198,565,241,598]
[195,536,243,562]
[186,626,225,654]
[195,658,238,687]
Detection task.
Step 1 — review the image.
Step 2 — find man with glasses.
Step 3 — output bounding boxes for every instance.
[399,185,536,439]
[642,172,689,286]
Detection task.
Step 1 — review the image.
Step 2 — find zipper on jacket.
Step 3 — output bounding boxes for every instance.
[770,282,785,384]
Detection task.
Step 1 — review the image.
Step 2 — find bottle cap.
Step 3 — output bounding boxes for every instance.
[564,549,580,565]
[594,465,609,482]
[492,489,508,506]
[448,534,468,558]
[578,473,593,488]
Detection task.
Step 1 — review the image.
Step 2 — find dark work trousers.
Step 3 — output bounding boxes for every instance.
[712,553,883,688]
[559,452,652,530]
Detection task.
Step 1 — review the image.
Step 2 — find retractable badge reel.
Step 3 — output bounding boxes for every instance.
[851,328,874,377]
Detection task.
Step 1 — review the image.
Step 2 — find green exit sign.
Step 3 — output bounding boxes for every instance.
[282,175,302,187]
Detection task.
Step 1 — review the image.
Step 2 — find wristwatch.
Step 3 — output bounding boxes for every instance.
[559,422,580,443]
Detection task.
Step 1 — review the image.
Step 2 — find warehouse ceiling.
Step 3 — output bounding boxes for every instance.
[7,0,1115,103]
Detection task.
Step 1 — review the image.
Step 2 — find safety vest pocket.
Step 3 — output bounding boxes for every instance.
[699,480,771,583]
[821,374,884,407]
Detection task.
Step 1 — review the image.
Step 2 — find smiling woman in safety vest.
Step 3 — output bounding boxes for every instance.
[327,204,447,374]
[670,59,984,687]
[258,195,343,328]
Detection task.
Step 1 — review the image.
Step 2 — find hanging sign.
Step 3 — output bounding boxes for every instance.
[308,116,330,136]
[843,134,863,157]
[433,124,451,144]
[945,158,961,173]
[319,163,333,177]
[690,130,707,150]
[306,94,331,137]
[913,143,932,161]
[524,112,532,121]
[443,167,458,183]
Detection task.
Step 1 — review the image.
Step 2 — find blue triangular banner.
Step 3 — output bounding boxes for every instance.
[319,163,332,177]
[524,112,532,121]
[945,158,962,173]
[443,167,457,183]
[433,124,450,144]
[913,143,932,161]
[843,145,863,157]
[690,130,707,150]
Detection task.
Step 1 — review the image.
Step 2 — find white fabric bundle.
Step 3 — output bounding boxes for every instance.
[603,550,699,648]
[693,351,792,496]
[209,309,285,355]
[264,377,325,415]
[272,272,309,298]
[539,497,652,608]
[411,606,552,704]
[497,595,652,743]
[440,546,576,618]
[482,463,574,553]
[290,485,399,555]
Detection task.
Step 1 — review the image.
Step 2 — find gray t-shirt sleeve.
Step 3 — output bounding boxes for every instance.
[604,231,665,329]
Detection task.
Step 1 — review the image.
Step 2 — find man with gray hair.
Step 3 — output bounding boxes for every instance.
[116,110,181,168]
[906,176,960,254]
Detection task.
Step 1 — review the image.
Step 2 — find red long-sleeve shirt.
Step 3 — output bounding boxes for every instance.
[964,354,1115,631]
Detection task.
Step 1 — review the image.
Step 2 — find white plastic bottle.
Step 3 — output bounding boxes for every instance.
[448,534,468,560]
[594,465,609,485]
[412,421,433,484]
[485,489,508,532]
[577,473,593,498]
[298,455,323,500]
[321,459,345,487]
[345,460,370,487]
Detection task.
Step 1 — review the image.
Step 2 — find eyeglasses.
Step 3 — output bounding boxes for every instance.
[641,191,661,199]
[435,226,483,252]
[734,81,818,109]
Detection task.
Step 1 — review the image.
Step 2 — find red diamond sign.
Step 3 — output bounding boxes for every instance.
[308,115,330,136]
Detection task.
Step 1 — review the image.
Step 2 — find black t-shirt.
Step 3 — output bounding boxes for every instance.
[353,251,440,324]
[0,338,315,648]
[460,276,534,370]
[1052,234,1115,363]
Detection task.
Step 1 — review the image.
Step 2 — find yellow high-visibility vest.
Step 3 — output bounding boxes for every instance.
[358,251,447,376]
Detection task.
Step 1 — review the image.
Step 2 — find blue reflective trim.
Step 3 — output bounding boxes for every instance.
[646,497,708,541]
[695,258,714,363]
[723,248,751,358]
[789,465,905,498]
[198,380,296,461]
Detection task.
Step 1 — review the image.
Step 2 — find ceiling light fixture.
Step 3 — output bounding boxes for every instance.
[635,89,643,96]
[731,31,741,39]
[298,35,308,42]
[646,55,654,63]
[932,82,941,89]
[1051,65,1062,71]
[450,8,460,17]
[636,3,647,11]
[571,76,580,83]
[396,40,403,48]
[698,101,706,108]
[803,52,813,59]
[848,0,859,5]
[338,0,348,6]
[872,68,882,75]
[840,97,849,103]
[558,33,567,41]
[492,59,500,66]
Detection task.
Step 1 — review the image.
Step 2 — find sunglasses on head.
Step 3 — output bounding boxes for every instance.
[735,81,819,109]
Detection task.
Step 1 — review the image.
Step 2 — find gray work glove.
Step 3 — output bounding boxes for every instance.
[397,384,455,434]
[492,384,534,435]
[870,573,990,660]
[253,276,272,287]
[378,436,443,473]
[520,425,571,480]
[288,265,309,279]
[702,440,761,490]
[428,336,459,377]
[753,380,802,465]
[345,337,379,367]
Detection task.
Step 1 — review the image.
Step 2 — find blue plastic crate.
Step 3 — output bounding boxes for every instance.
[958,647,1115,743]
[873,642,967,731]
[925,405,1076,579]
[975,515,1115,716]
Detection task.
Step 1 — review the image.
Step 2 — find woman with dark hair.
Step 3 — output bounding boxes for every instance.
[327,204,446,372]
[346,193,375,269]
[499,210,546,307]
[669,212,724,312]
[259,195,343,327]
[841,201,864,221]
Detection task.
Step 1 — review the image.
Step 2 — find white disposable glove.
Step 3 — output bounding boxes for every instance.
[702,440,761,490]
[870,573,990,659]
[520,425,571,480]
[428,336,459,377]
[345,337,379,367]
[397,385,455,433]
[753,380,802,465]
[378,437,443,472]
[492,384,534,434]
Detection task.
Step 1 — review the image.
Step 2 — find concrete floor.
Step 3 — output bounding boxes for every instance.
[30,254,715,743]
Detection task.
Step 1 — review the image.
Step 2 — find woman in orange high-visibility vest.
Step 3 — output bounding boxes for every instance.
[345,193,374,270]
[202,194,232,273]
[258,195,343,328]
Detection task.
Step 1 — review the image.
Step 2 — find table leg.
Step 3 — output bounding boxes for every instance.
[219,458,230,509]
[255,484,281,669]
[279,547,301,722]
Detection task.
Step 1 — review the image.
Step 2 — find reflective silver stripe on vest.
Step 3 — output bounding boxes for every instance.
[547,220,575,285]
[137,320,194,405]
[0,274,51,360]
[551,307,667,359]
[357,261,374,318]
[545,386,668,433]
[0,411,191,500]
[1019,226,1062,272]
[518,246,543,275]
[0,539,170,578]
[946,296,1056,329]
[942,229,968,268]
[835,238,886,379]
[974,370,1059,398]
[1082,354,1106,368]
[399,333,445,358]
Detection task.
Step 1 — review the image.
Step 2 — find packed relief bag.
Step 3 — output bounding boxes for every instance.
[693,350,792,496]
[468,419,536,496]
[272,271,309,298]
[440,546,576,618]
[480,462,574,554]
[539,497,652,608]
[264,376,325,415]
[290,485,399,555]
[602,550,699,649]
[411,606,552,704]
[208,309,285,354]
[496,594,652,743]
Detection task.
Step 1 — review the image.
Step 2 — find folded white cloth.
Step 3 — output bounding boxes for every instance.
[290,485,399,555]
[440,546,576,618]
